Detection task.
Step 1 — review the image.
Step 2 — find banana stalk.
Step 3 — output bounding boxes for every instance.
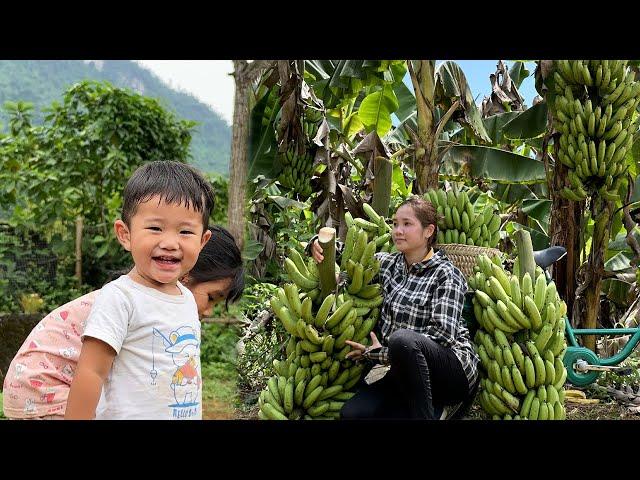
[514,230,536,282]
[372,156,392,218]
[317,227,337,302]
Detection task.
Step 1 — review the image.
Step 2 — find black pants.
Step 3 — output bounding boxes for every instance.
[341,329,474,419]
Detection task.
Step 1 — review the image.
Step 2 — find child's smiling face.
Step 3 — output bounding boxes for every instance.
[114,195,211,294]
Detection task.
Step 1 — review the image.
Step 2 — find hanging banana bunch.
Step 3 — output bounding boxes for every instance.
[424,187,501,248]
[277,146,315,198]
[276,104,325,200]
[550,60,640,202]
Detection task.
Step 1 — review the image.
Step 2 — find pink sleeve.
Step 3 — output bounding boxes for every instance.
[2,290,99,418]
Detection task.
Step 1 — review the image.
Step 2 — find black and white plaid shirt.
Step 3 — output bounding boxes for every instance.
[366,249,479,392]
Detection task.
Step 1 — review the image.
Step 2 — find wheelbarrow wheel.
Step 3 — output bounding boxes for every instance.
[563,347,600,387]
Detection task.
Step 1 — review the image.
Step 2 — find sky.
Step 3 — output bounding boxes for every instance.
[135,60,539,126]
[136,60,235,124]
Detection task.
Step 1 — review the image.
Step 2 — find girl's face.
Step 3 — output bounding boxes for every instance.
[184,276,233,319]
[392,205,434,255]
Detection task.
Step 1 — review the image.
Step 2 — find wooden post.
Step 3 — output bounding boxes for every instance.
[75,215,83,286]
[317,227,337,301]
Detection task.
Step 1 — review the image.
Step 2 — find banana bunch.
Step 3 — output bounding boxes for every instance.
[277,146,315,199]
[259,279,379,419]
[260,208,391,419]
[344,203,395,255]
[468,254,569,420]
[283,248,322,300]
[261,87,280,127]
[551,60,640,202]
[339,206,391,307]
[302,106,323,141]
[424,188,501,248]
[259,283,374,419]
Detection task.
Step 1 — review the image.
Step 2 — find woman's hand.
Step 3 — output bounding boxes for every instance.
[345,332,382,361]
[311,239,324,263]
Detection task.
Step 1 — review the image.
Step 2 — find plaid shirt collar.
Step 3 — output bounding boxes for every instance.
[396,248,447,275]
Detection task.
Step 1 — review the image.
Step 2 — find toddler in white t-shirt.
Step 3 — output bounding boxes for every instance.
[65,161,215,420]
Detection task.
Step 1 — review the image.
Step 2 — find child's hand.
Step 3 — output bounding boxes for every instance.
[311,240,324,263]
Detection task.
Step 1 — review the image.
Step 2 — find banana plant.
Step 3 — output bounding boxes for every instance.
[540,59,640,348]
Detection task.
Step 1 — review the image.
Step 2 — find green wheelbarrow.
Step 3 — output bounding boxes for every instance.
[562,318,640,387]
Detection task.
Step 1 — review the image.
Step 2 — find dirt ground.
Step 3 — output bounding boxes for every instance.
[202,399,237,420]
[465,399,640,420]
[206,388,640,421]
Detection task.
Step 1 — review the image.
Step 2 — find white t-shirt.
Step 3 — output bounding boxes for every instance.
[82,275,202,420]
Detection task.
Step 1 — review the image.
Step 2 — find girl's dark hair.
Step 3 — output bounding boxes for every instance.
[188,225,244,309]
[105,225,244,308]
[121,160,215,231]
[398,195,439,251]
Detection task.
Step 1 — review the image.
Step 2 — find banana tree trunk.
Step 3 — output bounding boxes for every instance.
[549,161,583,323]
[580,198,614,352]
[409,60,438,193]
[227,60,274,250]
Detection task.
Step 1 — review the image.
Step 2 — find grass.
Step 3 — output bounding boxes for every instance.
[0,392,4,419]
[200,319,248,420]
[201,362,238,419]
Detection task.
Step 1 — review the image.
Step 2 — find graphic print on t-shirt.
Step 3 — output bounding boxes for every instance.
[151,325,201,419]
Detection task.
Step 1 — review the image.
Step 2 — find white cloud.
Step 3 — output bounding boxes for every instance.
[135,60,235,125]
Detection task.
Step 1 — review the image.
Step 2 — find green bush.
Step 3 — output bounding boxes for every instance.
[200,323,240,366]
[235,281,285,397]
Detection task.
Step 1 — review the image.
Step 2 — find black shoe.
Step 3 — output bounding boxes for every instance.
[441,401,464,420]
[432,405,444,420]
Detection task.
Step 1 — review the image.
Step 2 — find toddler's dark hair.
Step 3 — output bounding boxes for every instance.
[121,160,215,231]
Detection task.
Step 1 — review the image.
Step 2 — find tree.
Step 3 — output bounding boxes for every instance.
[227,60,275,251]
[0,80,197,288]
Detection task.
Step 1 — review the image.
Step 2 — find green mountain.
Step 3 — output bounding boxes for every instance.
[0,60,231,175]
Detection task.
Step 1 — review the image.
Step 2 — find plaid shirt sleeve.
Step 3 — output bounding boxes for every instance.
[425,274,467,345]
[365,346,389,364]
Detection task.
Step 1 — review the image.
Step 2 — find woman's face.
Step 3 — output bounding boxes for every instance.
[392,205,433,255]
[184,277,233,319]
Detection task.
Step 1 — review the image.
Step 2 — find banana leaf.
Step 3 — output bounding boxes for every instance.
[358,85,400,137]
[304,60,335,80]
[343,112,365,140]
[602,277,635,306]
[242,239,264,261]
[507,221,550,250]
[393,81,416,124]
[502,101,548,140]
[384,111,416,147]
[508,61,531,90]
[247,87,279,179]
[521,198,551,227]
[329,60,367,88]
[392,161,409,197]
[482,111,520,145]
[435,61,491,143]
[608,228,640,251]
[605,251,635,272]
[440,145,546,184]
[493,183,536,205]
[267,195,307,210]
